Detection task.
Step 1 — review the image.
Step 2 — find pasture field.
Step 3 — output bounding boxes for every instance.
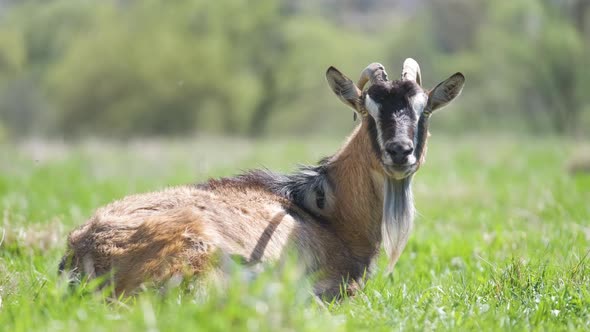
[0,135,589,331]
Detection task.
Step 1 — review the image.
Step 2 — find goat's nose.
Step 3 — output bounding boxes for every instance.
[386,139,414,159]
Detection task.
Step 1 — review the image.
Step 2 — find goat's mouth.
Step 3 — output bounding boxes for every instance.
[383,164,416,180]
[381,153,418,179]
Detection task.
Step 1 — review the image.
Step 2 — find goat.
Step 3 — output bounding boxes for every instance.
[59,59,465,299]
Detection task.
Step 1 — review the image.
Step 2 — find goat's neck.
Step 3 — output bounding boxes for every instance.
[325,121,415,267]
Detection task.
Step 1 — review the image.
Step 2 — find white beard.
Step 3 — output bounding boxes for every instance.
[381,176,415,271]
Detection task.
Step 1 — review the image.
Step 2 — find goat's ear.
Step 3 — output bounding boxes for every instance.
[426,72,465,112]
[326,66,362,110]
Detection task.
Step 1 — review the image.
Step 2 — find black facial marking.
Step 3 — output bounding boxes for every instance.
[367,80,421,143]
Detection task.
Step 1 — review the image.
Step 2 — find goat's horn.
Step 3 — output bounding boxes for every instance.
[401,58,422,86]
[357,63,388,90]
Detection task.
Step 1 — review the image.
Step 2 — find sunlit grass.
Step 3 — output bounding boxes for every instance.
[0,135,589,331]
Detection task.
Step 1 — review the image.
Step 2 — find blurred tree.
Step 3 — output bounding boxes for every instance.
[244,5,291,137]
[568,0,590,40]
[194,0,292,137]
[45,0,246,137]
[478,0,588,133]
[42,0,364,137]
[0,27,24,79]
[429,0,487,53]
[0,0,95,136]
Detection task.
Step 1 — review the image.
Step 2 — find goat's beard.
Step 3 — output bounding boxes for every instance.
[381,176,415,272]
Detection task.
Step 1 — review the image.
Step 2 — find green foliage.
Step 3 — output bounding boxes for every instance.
[474,0,588,133]
[46,1,214,136]
[0,26,25,79]
[0,0,376,137]
[0,0,589,137]
[0,136,589,330]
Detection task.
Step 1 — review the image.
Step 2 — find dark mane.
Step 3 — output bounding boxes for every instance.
[197,158,333,216]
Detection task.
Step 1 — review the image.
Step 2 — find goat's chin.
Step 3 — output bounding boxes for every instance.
[383,165,415,180]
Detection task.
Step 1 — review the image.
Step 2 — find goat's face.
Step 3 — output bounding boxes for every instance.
[326,59,465,179]
[363,79,425,178]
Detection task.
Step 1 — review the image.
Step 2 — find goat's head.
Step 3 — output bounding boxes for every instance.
[326,59,465,179]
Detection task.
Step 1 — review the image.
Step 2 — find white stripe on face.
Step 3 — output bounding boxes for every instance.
[410,92,428,116]
[409,92,428,152]
[365,94,381,119]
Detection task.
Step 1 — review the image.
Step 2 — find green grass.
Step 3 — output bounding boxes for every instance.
[1,135,589,331]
